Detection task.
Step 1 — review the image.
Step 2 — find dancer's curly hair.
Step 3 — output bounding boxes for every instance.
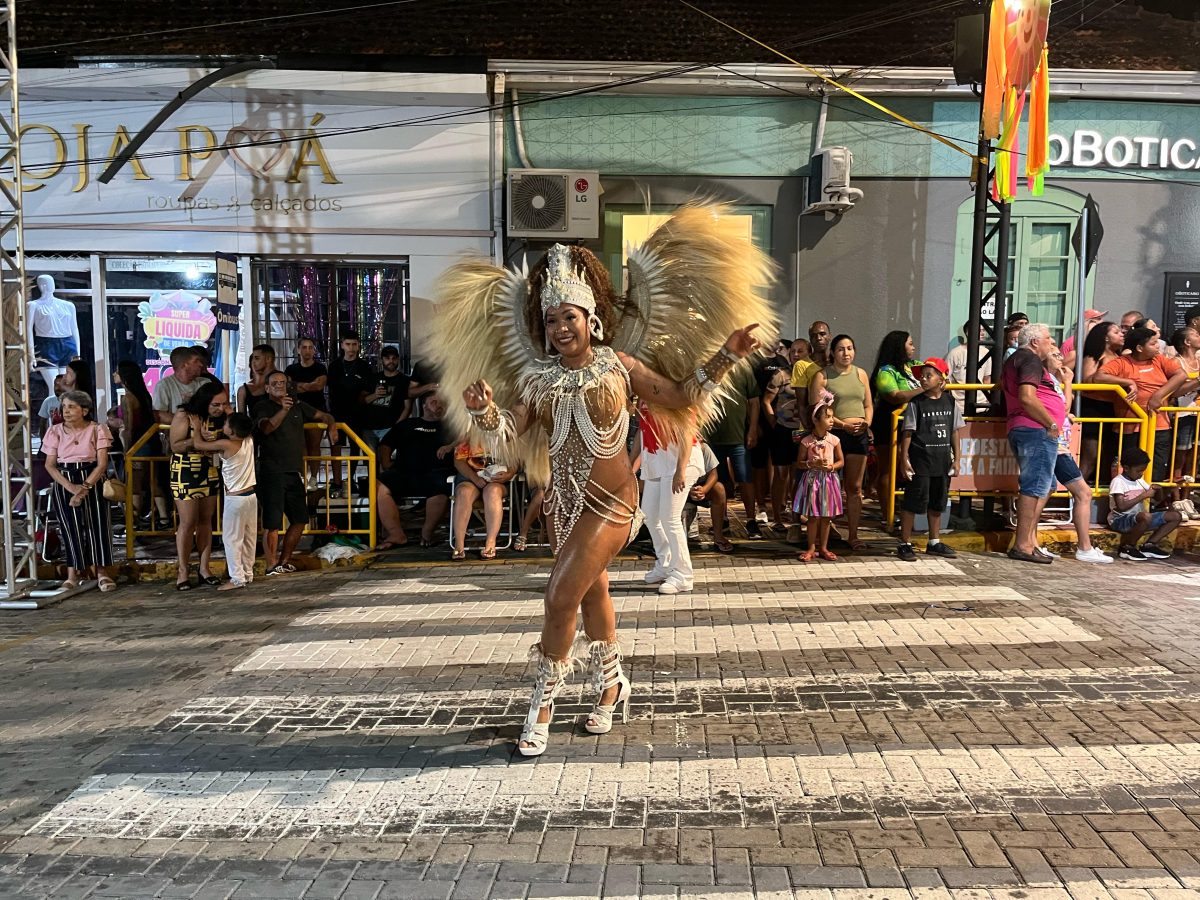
[525,245,629,352]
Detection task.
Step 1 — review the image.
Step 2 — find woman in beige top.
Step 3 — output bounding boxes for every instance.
[809,334,873,550]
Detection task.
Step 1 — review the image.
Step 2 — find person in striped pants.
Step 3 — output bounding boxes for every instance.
[43,389,117,592]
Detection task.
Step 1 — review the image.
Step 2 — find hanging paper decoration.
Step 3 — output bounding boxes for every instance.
[982,0,1052,200]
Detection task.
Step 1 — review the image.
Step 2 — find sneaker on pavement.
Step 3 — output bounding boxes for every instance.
[925,541,957,558]
[746,520,762,537]
[1118,545,1149,561]
[1139,542,1171,559]
[265,564,287,576]
[643,568,668,584]
[1074,546,1113,564]
[896,542,918,562]
[755,511,769,525]
[658,577,694,595]
[1036,546,1059,559]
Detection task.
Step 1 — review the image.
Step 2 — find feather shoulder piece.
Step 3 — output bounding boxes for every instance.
[429,258,549,486]
[613,201,779,443]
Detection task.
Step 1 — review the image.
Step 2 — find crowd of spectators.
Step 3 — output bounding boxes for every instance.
[46,300,1200,593]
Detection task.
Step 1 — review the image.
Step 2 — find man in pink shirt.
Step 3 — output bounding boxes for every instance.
[1001,323,1064,564]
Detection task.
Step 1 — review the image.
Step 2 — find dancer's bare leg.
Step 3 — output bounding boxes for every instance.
[519,511,628,750]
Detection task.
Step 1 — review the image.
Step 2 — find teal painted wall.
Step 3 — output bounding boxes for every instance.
[510,93,1200,183]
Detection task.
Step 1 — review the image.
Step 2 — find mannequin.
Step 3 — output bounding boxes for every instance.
[28,274,81,393]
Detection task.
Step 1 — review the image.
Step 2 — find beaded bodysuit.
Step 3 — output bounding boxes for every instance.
[519,345,642,552]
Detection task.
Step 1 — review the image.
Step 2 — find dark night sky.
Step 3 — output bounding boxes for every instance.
[19,1,1200,71]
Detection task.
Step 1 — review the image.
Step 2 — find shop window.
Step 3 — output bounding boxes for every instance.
[251,262,410,372]
[102,257,229,396]
[601,204,772,295]
[26,257,94,417]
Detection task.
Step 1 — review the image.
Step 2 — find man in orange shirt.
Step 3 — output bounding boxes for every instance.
[1096,326,1187,484]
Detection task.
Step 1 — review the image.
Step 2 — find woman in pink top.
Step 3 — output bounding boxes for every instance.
[42,390,116,592]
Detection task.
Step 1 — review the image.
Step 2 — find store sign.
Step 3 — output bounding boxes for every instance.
[14,88,489,237]
[1049,130,1200,171]
[138,290,217,361]
[214,253,239,333]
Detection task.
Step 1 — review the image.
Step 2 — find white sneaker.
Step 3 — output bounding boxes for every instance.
[755,511,769,525]
[658,577,694,595]
[1185,499,1200,520]
[643,568,668,584]
[1075,546,1113,564]
[1172,500,1192,521]
[1036,546,1059,559]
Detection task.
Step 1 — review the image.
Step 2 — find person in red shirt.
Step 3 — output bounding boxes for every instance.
[1095,326,1187,485]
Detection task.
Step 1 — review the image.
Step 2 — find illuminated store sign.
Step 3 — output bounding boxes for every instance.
[1050,130,1200,170]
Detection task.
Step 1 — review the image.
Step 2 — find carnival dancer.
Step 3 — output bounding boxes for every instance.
[433,204,776,757]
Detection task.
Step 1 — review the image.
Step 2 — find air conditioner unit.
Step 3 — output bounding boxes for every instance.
[507,169,600,240]
[803,147,864,219]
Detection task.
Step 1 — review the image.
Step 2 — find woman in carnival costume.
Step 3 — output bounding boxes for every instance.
[432,203,776,756]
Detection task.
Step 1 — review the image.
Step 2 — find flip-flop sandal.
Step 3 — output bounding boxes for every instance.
[848,539,867,551]
[513,537,528,552]
[175,580,193,591]
[796,550,816,562]
[451,548,467,561]
[98,577,117,592]
[200,575,222,586]
[375,540,405,552]
[714,539,733,553]
[479,547,497,560]
[817,549,839,561]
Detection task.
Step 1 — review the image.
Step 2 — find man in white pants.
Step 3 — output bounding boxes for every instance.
[632,404,704,595]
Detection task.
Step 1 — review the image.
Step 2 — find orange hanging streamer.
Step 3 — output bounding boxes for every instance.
[1026,46,1051,193]
[982,0,1053,200]
[982,0,1008,140]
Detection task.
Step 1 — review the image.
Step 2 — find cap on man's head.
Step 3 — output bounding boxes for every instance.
[920,357,949,377]
[381,345,400,358]
[1006,311,1028,325]
[1083,308,1108,321]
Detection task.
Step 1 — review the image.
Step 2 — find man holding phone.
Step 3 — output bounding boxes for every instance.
[253,371,337,575]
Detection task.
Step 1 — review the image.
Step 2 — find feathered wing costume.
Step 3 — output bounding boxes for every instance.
[431,201,778,492]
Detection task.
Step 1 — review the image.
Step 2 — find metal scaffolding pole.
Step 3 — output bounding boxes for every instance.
[962,0,1011,414]
[0,0,36,605]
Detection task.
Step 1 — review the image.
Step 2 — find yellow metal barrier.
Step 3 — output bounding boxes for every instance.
[884,383,1147,527]
[123,422,376,558]
[1145,405,1200,491]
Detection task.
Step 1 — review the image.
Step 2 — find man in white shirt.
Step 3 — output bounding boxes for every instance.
[152,347,208,425]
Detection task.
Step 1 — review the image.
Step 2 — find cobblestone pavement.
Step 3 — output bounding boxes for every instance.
[5,543,1200,899]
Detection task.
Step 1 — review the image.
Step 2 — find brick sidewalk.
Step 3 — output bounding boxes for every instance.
[3,544,1200,898]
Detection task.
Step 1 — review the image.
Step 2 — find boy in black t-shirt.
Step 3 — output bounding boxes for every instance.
[897,357,964,561]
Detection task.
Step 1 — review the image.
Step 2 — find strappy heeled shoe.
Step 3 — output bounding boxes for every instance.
[518,646,571,757]
[583,640,631,735]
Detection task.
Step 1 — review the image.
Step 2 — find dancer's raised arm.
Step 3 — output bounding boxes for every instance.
[618,324,762,408]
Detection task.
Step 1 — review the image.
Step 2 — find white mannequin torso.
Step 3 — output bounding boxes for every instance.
[28,274,80,343]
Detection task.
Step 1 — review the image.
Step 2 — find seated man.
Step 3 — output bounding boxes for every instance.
[376,391,455,549]
[1109,446,1183,562]
[683,439,731,553]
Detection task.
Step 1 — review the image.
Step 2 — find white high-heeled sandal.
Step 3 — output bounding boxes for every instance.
[518,647,571,757]
[583,640,631,735]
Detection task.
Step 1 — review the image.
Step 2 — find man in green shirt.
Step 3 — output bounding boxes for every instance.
[701,364,761,536]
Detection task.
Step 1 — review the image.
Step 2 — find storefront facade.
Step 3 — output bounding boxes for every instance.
[498,63,1200,360]
[20,67,495,412]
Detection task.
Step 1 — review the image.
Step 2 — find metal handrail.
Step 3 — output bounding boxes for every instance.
[123,421,376,558]
[884,383,1148,527]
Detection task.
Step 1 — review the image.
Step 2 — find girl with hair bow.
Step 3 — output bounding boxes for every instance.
[794,389,845,562]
